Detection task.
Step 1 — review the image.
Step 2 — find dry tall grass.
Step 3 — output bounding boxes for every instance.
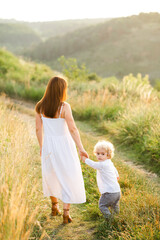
[0,102,40,240]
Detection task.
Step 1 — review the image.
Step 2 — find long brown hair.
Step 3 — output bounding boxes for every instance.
[35,76,67,118]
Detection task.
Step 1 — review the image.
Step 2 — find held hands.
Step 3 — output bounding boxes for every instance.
[81,156,87,163]
[78,148,89,162]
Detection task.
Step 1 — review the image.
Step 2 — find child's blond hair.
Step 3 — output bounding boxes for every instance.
[94,140,115,159]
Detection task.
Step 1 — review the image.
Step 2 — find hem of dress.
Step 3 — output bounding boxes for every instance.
[43,193,86,204]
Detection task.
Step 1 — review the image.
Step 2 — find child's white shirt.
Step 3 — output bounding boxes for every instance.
[85,158,121,194]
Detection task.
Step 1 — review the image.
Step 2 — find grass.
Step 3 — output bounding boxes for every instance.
[0,97,160,239]
[0,48,56,101]
[0,102,40,239]
[1,49,160,175]
[99,102,160,175]
[69,74,160,176]
[0,47,160,178]
[77,122,160,240]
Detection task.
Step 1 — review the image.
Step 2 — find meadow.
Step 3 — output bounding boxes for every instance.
[0,48,160,239]
[0,97,159,240]
[69,74,160,175]
[0,48,160,175]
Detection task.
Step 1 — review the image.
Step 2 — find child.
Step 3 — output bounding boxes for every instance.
[82,140,121,219]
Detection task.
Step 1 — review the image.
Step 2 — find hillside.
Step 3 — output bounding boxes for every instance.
[25,12,160,83]
[0,48,55,100]
[27,18,109,40]
[0,18,109,41]
[0,23,41,53]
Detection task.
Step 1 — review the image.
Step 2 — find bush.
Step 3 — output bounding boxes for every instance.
[154,79,160,91]
[109,105,160,173]
[87,73,100,81]
[0,48,54,101]
[21,87,45,101]
[58,56,89,81]
[73,104,123,122]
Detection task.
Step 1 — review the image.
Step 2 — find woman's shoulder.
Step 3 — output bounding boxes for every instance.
[63,101,69,106]
[62,102,72,118]
[63,102,71,110]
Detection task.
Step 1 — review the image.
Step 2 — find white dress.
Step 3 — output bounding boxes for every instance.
[41,103,86,203]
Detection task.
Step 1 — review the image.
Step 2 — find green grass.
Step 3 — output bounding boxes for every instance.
[69,74,160,176]
[0,48,55,101]
[77,122,160,240]
[99,103,160,176]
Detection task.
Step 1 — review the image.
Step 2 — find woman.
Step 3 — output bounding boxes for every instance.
[35,76,88,224]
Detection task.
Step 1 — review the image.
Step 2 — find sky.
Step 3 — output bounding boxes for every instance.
[0,0,160,22]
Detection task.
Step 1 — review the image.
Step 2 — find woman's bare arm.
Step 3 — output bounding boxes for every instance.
[63,103,88,158]
[35,113,43,155]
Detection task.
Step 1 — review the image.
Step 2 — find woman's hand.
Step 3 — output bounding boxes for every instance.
[81,156,86,163]
[79,148,89,160]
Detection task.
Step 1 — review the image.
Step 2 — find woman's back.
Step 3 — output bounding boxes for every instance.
[41,103,86,203]
[41,116,69,137]
[41,103,69,136]
[35,76,88,223]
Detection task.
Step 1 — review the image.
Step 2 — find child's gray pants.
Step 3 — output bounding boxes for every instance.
[99,192,121,218]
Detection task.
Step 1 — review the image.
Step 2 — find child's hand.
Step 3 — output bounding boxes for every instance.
[117,177,120,181]
[81,156,87,163]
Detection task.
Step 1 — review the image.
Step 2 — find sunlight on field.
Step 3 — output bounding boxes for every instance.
[0,102,41,240]
[70,74,160,175]
[0,97,160,240]
[1,13,160,238]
